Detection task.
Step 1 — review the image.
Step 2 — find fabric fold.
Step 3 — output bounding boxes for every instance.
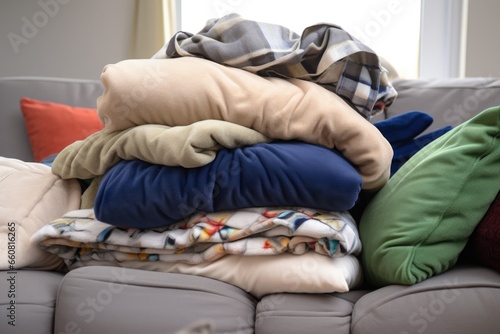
[96,57,393,189]
[32,207,362,264]
[52,120,269,180]
[158,13,397,118]
[67,253,362,298]
[94,141,363,228]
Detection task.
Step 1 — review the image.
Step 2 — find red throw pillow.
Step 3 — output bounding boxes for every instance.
[20,97,104,162]
[466,192,500,272]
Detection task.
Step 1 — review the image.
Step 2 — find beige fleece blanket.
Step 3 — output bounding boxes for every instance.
[68,253,362,298]
[97,57,392,189]
[52,120,269,180]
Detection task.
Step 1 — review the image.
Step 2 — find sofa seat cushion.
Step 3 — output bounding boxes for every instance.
[0,270,64,334]
[351,265,500,334]
[54,266,257,334]
[255,290,370,334]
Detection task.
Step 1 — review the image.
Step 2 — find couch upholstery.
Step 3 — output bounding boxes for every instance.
[0,76,499,334]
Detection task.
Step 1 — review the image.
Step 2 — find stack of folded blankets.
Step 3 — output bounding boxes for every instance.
[32,13,399,297]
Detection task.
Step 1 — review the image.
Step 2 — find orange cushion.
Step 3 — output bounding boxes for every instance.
[20,97,104,162]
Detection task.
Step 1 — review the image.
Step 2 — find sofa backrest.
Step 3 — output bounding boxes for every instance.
[0,77,102,162]
[388,77,500,134]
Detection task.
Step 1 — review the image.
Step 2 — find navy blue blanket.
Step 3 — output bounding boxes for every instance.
[94,141,363,228]
[373,111,453,175]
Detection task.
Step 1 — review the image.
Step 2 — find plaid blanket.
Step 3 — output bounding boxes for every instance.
[157,13,397,118]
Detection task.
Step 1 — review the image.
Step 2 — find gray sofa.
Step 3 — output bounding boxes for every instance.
[0,76,499,334]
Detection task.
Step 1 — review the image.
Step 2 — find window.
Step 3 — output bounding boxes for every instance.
[177,0,422,78]
[419,0,468,78]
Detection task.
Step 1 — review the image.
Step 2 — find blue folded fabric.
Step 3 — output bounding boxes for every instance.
[374,111,453,175]
[390,126,453,174]
[374,111,433,144]
[94,141,363,228]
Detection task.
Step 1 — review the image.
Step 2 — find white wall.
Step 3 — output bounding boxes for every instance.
[465,0,500,77]
[0,0,136,80]
[1,0,499,80]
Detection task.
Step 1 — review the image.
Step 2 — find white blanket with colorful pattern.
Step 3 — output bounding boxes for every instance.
[32,207,361,265]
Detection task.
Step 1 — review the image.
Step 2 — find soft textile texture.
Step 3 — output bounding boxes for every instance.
[373,111,453,175]
[159,13,397,118]
[79,176,101,209]
[94,141,363,228]
[360,106,500,287]
[387,126,453,174]
[20,97,104,162]
[465,192,500,272]
[32,207,361,263]
[375,111,434,143]
[0,157,81,270]
[52,120,269,180]
[68,253,362,298]
[97,57,392,189]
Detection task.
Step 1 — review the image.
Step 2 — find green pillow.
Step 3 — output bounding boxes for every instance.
[360,106,500,287]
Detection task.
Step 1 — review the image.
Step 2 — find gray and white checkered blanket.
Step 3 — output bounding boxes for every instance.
[154,13,397,119]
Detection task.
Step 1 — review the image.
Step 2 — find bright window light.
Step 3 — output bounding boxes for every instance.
[178,0,421,78]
